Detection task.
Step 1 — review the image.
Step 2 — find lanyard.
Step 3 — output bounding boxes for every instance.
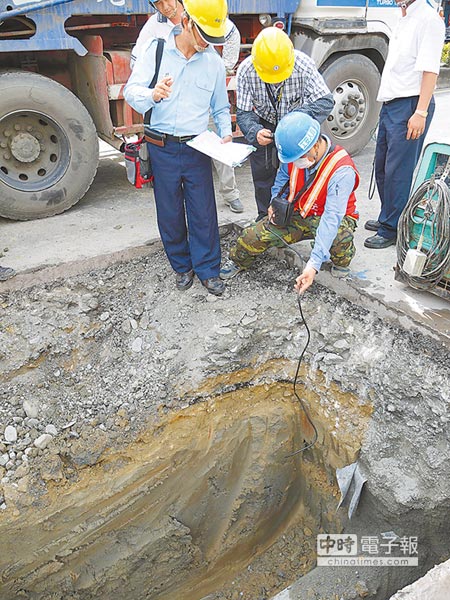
[265,82,285,125]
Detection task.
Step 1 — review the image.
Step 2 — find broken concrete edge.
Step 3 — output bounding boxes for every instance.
[0,224,236,294]
[388,557,450,600]
[0,242,156,293]
[0,222,447,347]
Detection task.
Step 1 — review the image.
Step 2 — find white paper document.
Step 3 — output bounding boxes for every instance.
[187,130,256,168]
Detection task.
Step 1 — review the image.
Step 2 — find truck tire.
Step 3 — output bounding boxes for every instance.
[0,70,99,220]
[320,54,381,156]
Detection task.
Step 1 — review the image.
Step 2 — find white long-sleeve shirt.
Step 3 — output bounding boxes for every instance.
[377,0,445,102]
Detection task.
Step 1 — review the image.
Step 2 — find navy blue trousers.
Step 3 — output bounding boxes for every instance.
[375,96,435,239]
[147,140,220,280]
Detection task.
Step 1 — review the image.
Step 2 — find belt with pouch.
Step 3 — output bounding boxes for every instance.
[144,128,196,146]
[165,133,196,143]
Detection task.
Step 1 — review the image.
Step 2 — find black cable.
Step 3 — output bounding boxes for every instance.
[368,155,376,201]
[264,223,318,457]
[286,293,319,457]
[367,121,379,201]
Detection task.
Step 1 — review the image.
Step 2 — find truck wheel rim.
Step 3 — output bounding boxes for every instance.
[0,110,70,192]
[326,80,368,141]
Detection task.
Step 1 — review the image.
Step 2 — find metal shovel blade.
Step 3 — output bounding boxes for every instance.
[336,462,367,519]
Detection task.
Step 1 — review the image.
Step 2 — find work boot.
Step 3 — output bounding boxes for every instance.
[364,234,396,249]
[0,266,16,281]
[175,270,194,291]
[226,198,244,213]
[331,265,351,278]
[220,259,245,280]
[243,214,265,228]
[201,277,225,296]
[364,219,381,231]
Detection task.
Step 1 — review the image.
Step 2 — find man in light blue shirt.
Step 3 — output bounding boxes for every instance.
[129,0,243,214]
[124,0,231,296]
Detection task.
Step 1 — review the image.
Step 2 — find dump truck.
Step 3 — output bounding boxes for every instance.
[0,0,400,220]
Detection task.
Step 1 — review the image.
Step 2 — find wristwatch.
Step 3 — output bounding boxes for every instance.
[414,109,428,118]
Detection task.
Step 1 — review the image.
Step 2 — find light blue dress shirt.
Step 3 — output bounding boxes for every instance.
[271,137,357,272]
[124,28,232,139]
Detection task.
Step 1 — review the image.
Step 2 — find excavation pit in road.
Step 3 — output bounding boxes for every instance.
[0,243,449,600]
[0,372,370,600]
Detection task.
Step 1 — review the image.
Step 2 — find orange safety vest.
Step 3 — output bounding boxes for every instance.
[287,145,359,219]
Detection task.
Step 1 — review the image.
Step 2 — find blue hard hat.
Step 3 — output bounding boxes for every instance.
[275,112,321,163]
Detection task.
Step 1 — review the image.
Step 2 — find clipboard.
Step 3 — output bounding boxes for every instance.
[187,130,256,168]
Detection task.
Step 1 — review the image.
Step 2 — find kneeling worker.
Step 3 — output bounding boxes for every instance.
[220,112,359,293]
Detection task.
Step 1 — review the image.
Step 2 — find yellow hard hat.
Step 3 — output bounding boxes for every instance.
[251,27,295,84]
[183,0,228,45]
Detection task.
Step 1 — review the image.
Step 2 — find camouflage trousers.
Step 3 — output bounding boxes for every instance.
[230,214,358,269]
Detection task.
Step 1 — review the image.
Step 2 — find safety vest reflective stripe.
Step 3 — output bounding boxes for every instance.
[288,165,299,202]
[299,149,347,217]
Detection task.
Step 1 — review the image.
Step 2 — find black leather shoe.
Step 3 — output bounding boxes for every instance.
[175,270,194,291]
[364,219,381,232]
[364,234,396,249]
[201,277,225,296]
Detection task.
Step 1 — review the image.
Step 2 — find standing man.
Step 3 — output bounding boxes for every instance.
[130,1,184,68]
[131,0,243,214]
[209,17,244,214]
[236,27,334,222]
[364,0,445,249]
[220,112,360,294]
[124,0,231,296]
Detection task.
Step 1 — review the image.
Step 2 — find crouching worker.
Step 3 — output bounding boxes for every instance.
[220,112,359,293]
